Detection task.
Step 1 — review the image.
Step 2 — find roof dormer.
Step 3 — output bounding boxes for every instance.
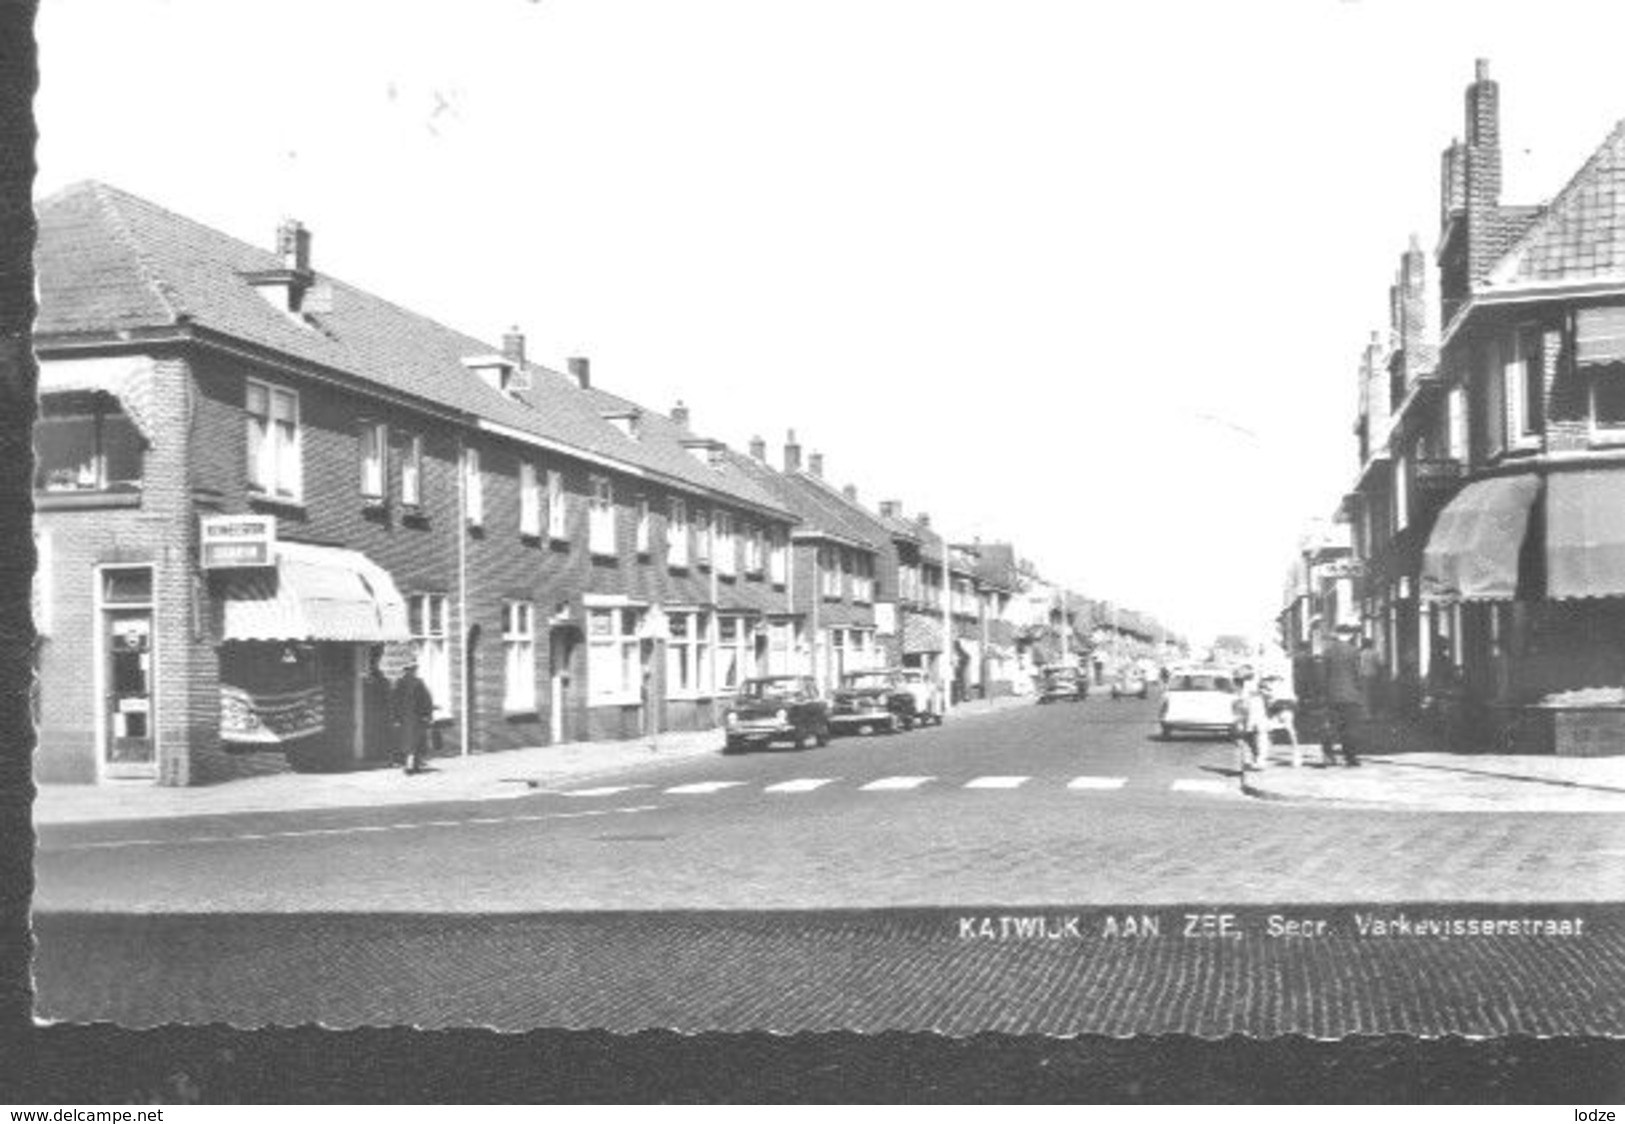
[243,219,324,320]
[681,437,727,469]
[602,406,643,440]
[463,353,528,399]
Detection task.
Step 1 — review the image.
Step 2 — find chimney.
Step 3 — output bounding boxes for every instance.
[672,400,690,428]
[783,429,802,473]
[1464,59,1503,284]
[1397,235,1436,381]
[843,484,857,502]
[502,327,526,367]
[749,435,766,461]
[277,219,311,274]
[880,499,902,519]
[808,452,824,478]
[917,512,931,529]
[567,356,591,390]
[1440,138,1468,232]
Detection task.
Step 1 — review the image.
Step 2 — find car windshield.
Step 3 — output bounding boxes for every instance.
[740,678,805,701]
[1171,674,1234,693]
[842,673,893,690]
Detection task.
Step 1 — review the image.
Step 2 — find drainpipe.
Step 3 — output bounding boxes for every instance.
[457,433,471,758]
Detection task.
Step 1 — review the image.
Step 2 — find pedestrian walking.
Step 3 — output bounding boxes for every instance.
[1259,671,1303,768]
[390,660,435,774]
[1232,666,1271,772]
[1319,625,1364,767]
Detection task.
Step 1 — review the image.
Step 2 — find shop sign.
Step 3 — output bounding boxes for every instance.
[200,514,277,569]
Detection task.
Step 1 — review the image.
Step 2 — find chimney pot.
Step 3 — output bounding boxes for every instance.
[276,219,311,273]
[749,435,766,461]
[1475,58,1490,81]
[918,512,931,528]
[784,430,802,473]
[502,326,526,367]
[671,400,690,427]
[567,356,591,390]
[843,484,857,502]
[808,452,823,478]
[880,499,902,518]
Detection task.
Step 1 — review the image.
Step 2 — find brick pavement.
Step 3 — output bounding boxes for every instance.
[31,905,1625,1036]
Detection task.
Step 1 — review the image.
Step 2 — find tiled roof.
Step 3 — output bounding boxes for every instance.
[1489,118,1625,286]
[35,181,788,516]
[725,452,879,548]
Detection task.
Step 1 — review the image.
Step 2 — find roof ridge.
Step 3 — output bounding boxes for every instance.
[1487,115,1625,286]
[85,181,187,325]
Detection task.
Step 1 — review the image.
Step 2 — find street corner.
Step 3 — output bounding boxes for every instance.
[1240,755,1625,813]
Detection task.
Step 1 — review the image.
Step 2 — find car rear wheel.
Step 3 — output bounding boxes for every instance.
[1159,724,1173,740]
[816,722,831,747]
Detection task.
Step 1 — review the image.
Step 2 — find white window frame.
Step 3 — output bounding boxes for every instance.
[464,446,484,526]
[715,510,736,577]
[636,495,651,555]
[665,609,713,698]
[519,463,541,538]
[359,420,387,501]
[1392,453,1409,533]
[768,528,787,586]
[716,614,752,692]
[399,432,423,508]
[695,508,712,567]
[408,593,452,719]
[1446,386,1467,462]
[668,498,690,568]
[589,475,616,556]
[587,607,643,704]
[245,378,302,501]
[1504,326,1541,448]
[546,469,566,540]
[502,600,536,713]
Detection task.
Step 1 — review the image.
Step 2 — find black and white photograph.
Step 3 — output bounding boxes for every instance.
[11,0,1625,1103]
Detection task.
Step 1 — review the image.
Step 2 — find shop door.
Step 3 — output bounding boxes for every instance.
[103,609,157,779]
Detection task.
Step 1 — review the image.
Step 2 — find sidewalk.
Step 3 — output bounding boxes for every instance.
[1240,716,1625,812]
[34,693,1029,826]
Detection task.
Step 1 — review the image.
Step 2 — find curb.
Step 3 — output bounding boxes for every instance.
[1239,773,1625,813]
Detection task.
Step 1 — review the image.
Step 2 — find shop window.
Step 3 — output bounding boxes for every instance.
[1593,370,1625,435]
[408,593,451,717]
[36,392,144,493]
[502,600,536,712]
[587,607,642,704]
[246,379,302,501]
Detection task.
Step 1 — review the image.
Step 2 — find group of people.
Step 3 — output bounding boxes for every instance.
[1232,624,1376,772]
[364,653,439,775]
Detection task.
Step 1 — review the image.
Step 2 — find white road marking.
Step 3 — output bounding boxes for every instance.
[663,781,747,795]
[53,805,662,851]
[763,778,838,793]
[964,776,1029,789]
[1171,779,1231,795]
[1068,776,1128,790]
[860,776,935,791]
[556,784,651,797]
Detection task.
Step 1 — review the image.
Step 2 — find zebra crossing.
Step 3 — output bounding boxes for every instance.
[551,774,1238,798]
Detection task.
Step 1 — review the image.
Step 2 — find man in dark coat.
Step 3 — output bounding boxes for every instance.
[390,661,435,774]
[1319,625,1364,767]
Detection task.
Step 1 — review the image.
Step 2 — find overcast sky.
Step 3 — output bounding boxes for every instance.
[32,0,1625,644]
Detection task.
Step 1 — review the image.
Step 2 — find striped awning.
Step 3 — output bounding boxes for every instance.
[220,541,410,643]
[1421,474,1539,602]
[38,356,159,441]
[1576,307,1625,366]
[902,613,944,655]
[1547,469,1625,599]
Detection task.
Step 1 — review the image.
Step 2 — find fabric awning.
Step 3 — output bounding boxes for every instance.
[902,614,944,655]
[1420,474,1540,601]
[1546,469,1625,599]
[38,357,159,441]
[1576,307,1625,366]
[220,541,410,643]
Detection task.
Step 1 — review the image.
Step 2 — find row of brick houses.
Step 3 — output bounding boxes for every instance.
[32,181,1167,786]
[1286,60,1625,756]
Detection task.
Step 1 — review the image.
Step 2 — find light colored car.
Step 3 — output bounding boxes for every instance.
[896,667,946,725]
[1110,667,1148,700]
[1158,668,1239,740]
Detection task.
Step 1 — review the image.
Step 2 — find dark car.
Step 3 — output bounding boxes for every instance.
[1036,665,1088,703]
[724,675,831,753]
[831,668,919,735]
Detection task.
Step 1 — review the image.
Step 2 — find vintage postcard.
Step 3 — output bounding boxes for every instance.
[21,0,1625,1051]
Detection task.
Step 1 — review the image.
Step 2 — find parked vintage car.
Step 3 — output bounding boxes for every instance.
[897,667,946,725]
[1158,668,1240,740]
[724,675,832,753]
[1036,665,1089,703]
[831,668,920,735]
